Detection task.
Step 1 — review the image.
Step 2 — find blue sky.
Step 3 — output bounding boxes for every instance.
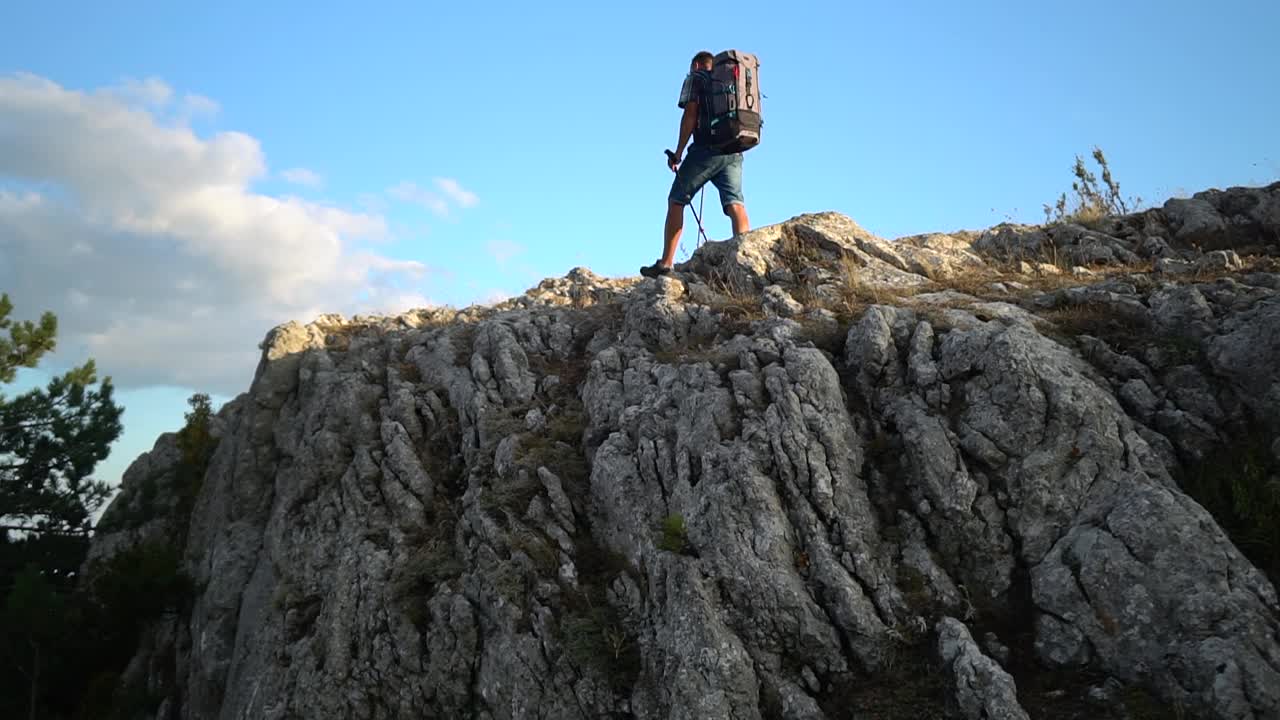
[2,0,1278,500]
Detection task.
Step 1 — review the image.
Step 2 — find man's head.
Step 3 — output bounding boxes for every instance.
[691,51,714,71]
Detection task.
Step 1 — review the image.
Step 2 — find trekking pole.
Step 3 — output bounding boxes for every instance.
[696,187,706,249]
[666,149,710,247]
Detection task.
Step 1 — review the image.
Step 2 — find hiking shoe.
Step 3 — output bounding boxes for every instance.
[640,261,672,278]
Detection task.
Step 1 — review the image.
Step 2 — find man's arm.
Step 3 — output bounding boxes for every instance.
[675,99,698,159]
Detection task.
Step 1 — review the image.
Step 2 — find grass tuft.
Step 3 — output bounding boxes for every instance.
[657,514,691,555]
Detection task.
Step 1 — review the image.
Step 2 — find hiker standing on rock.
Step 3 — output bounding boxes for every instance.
[642,50,762,278]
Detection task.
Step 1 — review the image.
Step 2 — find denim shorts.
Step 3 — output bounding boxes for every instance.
[668,144,745,208]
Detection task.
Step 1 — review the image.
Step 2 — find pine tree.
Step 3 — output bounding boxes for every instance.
[0,292,124,719]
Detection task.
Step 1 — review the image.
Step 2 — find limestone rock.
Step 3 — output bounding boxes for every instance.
[936,617,1030,720]
[88,181,1280,720]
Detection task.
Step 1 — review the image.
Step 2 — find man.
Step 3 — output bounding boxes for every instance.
[640,51,751,278]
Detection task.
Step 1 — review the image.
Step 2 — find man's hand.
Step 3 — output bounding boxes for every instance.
[665,149,681,173]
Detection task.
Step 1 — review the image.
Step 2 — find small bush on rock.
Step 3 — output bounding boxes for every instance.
[657,514,690,554]
[1043,147,1142,227]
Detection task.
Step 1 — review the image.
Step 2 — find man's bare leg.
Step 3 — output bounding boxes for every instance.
[661,201,685,267]
[726,202,750,236]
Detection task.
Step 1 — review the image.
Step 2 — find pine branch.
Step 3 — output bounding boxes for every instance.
[0,523,89,537]
[0,418,62,434]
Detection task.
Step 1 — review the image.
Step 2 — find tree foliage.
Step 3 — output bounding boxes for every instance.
[0,293,58,384]
[0,294,217,719]
[0,292,127,719]
[176,392,215,487]
[1,294,123,561]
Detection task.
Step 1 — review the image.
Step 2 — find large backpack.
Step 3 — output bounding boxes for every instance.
[699,50,763,154]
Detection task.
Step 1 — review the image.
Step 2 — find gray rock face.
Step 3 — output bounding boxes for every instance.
[936,617,1030,720]
[89,182,1280,720]
[1164,184,1280,251]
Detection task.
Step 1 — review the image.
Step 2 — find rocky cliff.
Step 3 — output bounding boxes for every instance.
[91,183,1280,720]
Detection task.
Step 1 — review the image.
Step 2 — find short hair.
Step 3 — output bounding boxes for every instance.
[692,51,714,66]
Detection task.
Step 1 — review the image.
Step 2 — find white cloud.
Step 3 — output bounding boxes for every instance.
[434,177,478,208]
[485,239,525,265]
[388,177,478,217]
[281,167,323,187]
[357,192,390,215]
[0,73,432,396]
[109,76,173,107]
[388,180,449,216]
[182,93,219,118]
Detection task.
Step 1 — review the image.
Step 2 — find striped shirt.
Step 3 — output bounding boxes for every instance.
[677,70,711,109]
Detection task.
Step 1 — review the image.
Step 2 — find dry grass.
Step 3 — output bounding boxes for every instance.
[708,272,766,315]
[702,271,768,335]
[930,265,1089,301]
[777,224,828,275]
[1036,302,1125,335]
[1043,147,1142,227]
[813,248,1267,339]
[1062,202,1110,230]
[915,251,1270,304]
[1036,299,1202,364]
[822,253,923,318]
[835,255,889,308]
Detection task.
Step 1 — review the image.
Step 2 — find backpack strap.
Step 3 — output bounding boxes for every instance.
[692,69,715,137]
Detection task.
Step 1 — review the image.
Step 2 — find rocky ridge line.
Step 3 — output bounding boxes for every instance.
[92,182,1280,720]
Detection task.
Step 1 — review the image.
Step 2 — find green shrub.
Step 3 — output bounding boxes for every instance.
[562,600,640,692]
[86,540,193,631]
[173,392,218,544]
[1181,428,1280,584]
[480,471,543,518]
[392,520,464,629]
[657,514,690,554]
